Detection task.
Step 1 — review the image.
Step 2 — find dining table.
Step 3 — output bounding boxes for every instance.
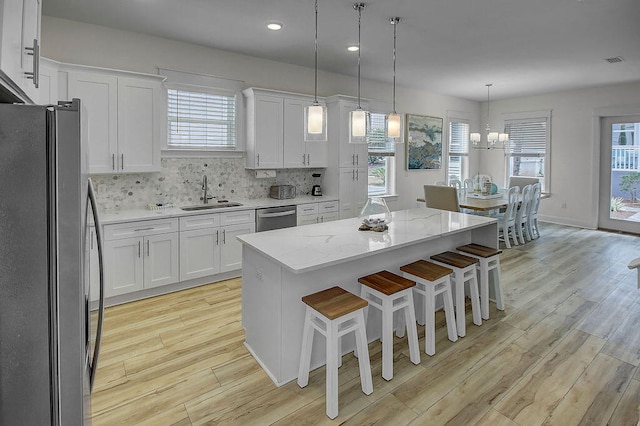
[417,191,550,213]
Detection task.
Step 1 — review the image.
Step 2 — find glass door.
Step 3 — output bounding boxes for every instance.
[598,116,640,234]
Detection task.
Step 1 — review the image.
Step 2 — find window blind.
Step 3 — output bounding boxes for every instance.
[505,118,547,157]
[167,89,236,149]
[449,121,469,154]
[368,112,395,156]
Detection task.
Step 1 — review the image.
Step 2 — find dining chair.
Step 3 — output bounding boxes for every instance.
[449,179,462,190]
[515,184,533,244]
[629,257,640,289]
[463,178,474,192]
[424,185,460,212]
[528,183,542,239]
[495,186,519,248]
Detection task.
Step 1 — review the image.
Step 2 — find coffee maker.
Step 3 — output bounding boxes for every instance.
[311,173,322,196]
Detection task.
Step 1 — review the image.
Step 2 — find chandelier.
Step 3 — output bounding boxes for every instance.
[471,83,509,149]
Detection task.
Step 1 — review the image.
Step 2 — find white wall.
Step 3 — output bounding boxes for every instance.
[479,81,640,228]
[42,16,480,212]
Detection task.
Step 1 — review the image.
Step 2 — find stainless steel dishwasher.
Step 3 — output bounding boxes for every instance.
[256,205,297,232]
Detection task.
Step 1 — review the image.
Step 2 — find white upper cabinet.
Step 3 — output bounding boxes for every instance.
[244,87,327,169]
[67,67,164,174]
[283,97,327,168]
[37,58,59,105]
[0,0,41,103]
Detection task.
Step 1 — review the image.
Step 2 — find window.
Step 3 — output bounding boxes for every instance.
[367,112,396,196]
[504,111,551,191]
[167,88,236,150]
[447,120,469,183]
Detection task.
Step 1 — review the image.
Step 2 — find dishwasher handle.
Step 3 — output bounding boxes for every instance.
[258,210,296,218]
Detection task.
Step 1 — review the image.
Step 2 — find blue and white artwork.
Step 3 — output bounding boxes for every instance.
[406,114,443,170]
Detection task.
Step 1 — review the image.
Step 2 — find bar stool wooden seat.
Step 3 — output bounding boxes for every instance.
[456,243,504,319]
[430,251,482,337]
[400,260,458,355]
[358,270,420,381]
[297,286,373,419]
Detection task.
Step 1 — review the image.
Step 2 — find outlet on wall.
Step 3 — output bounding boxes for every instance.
[562,202,567,209]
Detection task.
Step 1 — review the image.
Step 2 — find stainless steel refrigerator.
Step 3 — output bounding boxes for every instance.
[0,99,105,425]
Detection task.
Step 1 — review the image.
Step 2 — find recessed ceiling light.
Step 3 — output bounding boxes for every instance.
[267,22,283,31]
[347,45,359,52]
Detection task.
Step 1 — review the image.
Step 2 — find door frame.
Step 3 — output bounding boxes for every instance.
[592,106,640,233]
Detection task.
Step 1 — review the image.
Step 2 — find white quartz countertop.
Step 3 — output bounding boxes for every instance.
[98,195,339,225]
[237,207,497,273]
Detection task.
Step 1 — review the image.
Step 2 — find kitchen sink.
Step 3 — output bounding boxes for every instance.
[180,202,243,211]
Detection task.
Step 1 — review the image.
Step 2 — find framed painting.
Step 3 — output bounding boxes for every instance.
[405,114,443,170]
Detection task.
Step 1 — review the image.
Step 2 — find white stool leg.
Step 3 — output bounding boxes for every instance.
[492,262,505,310]
[424,284,436,355]
[468,269,482,327]
[453,272,466,337]
[325,318,339,419]
[297,308,314,388]
[404,290,420,365]
[442,279,458,342]
[479,261,490,320]
[381,295,394,381]
[354,310,373,395]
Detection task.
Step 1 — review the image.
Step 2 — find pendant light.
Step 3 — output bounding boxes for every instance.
[386,17,402,141]
[471,83,509,149]
[304,0,328,141]
[349,3,370,144]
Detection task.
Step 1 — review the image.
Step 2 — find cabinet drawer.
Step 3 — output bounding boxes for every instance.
[104,218,178,241]
[220,209,256,226]
[179,213,220,231]
[297,203,318,216]
[318,201,339,213]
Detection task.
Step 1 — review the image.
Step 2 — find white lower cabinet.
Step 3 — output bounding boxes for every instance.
[296,200,339,226]
[339,167,368,219]
[103,218,179,297]
[179,210,255,281]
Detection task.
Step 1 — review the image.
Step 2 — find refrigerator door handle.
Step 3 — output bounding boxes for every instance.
[87,178,105,391]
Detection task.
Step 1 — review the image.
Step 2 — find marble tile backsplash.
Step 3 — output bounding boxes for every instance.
[91,157,324,211]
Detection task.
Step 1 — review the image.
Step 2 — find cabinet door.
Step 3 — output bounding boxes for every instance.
[339,168,357,219]
[18,0,40,102]
[297,215,319,226]
[68,71,118,174]
[253,94,283,168]
[353,166,369,216]
[179,228,220,281]
[38,59,58,105]
[104,237,144,297]
[144,233,179,288]
[320,212,339,223]
[305,139,328,167]
[117,77,162,173]
[220,222,255,273]
[0,0,23,92]
[283,98,306,168]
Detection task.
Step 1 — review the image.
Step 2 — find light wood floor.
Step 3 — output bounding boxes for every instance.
[91,223,640,425]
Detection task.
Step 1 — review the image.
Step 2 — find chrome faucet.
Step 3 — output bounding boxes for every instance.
[202,175,213,204]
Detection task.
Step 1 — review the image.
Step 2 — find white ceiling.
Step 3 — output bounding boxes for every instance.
[42,0,640,101]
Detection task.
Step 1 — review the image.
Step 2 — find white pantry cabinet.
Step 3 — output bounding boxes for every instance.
[179,210,255,281]
[103,218,179,297]
[244,88,327,169]
[338,167,368,219]
[67,67,165,174]
[296,200,339,226]
[0,0,41,103]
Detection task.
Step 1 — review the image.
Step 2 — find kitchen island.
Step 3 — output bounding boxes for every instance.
[237,207,497,386]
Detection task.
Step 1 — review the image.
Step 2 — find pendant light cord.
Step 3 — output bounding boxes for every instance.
[391,17,399,113]
[354,3,365,109]
[486,83,492,132]
[313,0,319,104]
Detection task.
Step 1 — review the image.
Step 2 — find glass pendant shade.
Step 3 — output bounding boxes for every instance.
[304,103,327,141]
[359,197,392,226]
[488,132,499,144]
[386,112,402,139]
[470,132,481,146]
[349,108,370,144]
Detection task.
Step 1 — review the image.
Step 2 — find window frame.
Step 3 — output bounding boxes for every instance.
[160,68,244,157]
[367,111,399,197]
[446,114,470,183]
[502,110,551,192]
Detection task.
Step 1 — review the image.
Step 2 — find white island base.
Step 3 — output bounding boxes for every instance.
[239,208,498,386]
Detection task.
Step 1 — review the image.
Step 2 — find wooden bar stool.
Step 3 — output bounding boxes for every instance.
[430,251,482,337]
[358,270,420,381]
[456,243,504,320]
[297,286,373,419]
[400,260,458,355]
